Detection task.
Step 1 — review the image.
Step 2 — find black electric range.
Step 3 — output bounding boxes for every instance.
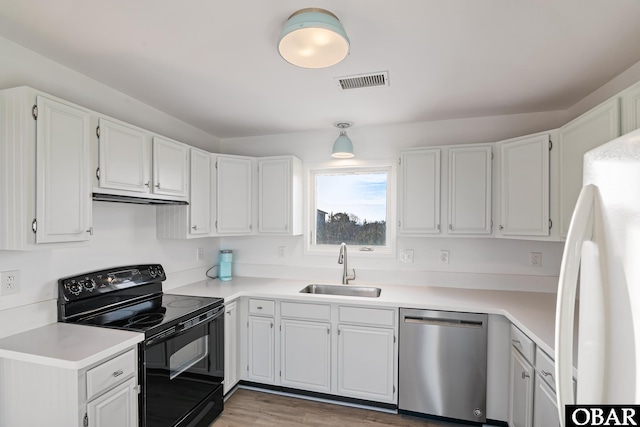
[58,264,225,427]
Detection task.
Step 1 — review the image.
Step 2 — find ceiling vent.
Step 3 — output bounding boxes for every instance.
[335,71,389,91]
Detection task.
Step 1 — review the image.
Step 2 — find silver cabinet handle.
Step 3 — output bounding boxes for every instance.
[86,227,93,235]
[541,370,552,377]
[113,370,124,378]
[521,371,530,380]
[500,225,504,230]
[144,182,150,187]
[327,328,330,335]
[512,339,521,345]
[192,225,198,230]
[257,306,263,310]
[449,224,453,230]
[155,183,160,188]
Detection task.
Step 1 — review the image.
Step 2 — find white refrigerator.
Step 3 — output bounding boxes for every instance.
[555,128,640,424]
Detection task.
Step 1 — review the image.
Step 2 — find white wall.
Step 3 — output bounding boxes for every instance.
[0,36,221,337]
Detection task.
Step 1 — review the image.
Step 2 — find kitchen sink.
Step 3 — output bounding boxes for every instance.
[299,284,381,298]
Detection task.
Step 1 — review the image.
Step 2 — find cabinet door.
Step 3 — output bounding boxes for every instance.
[559,98,620,237]
[152,136,188,197]
[533,375,560,427]
[224,301,238,394]
[98,118,150,193]
[448,146,492,235]
[247,316,275,383]
[36,96,91,243]
[509,349,534,427]
[216,155,253,234]
[622,81,640,135]
[399,149,441,234]
[498,134,550,236]
[86,376,137,427]
[189,148,211,235]
[337,325,395,403]
[281,320,331,393]
[258,157,290,234]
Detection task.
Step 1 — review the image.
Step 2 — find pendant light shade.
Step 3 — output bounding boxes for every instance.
[278,8,350,69]
[332,122,354,158]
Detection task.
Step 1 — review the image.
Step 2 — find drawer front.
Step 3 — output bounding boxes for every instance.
[339,306,395,327]
[535,348,556,390]
[510,325,535,363]
[281,301,331,321]
[86,349,136,400]
[249,298,275,316]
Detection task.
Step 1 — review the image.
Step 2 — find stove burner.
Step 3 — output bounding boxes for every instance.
[166,298,203,308]
[125,312,165,327]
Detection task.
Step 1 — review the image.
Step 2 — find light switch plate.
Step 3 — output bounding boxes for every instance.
[400,249,414,263]
[439,250,450,265]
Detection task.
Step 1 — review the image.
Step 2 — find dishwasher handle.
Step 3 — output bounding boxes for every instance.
[403,316,483,328]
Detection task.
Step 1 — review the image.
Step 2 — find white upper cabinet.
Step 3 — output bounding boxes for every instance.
[559,98,620,237]
[0,87,93,250]
[36,95,92,244]
[447,145,492,235]
[497,134,550,237]
[97,119,188,202]
[216,154,254,235]
[398,148,441,234]
[189,148,211,235]
[98,118,150,193]
[152,136,188,198]
[258,156,302,235]
[621,81,640,134]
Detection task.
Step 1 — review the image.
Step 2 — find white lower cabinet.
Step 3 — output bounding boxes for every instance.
[86,376,137,427]
[244,299,398,405]
[247,315,275,383]
[533,376,559,427]
[509,347,534,427]
[0,346,138,427]
[224,301,239,394]
[281,319,331,392]
[337,325,395,403]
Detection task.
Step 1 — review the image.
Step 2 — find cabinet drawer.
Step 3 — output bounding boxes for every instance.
[510,325,535,363]
[86,349,136,400]
[249,299,275,316]
[339,306,395,327]
[281,301,331,321]
[535,348,556,390]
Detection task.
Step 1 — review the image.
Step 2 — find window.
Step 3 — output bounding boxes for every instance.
[309,164,394,254]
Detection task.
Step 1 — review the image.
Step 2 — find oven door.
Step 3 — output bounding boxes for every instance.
[141,307,224,427]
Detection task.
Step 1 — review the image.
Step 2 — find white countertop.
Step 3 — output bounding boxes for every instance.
[0,323,143,369]
[168,276,560,360]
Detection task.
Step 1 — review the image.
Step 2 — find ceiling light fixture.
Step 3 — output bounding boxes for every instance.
[332,122,354,158]
[278,8,350,69]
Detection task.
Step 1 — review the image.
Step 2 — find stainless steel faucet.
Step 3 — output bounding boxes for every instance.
[338,242,356,284]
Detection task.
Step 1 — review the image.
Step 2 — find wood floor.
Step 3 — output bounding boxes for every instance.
[211,388,467,427]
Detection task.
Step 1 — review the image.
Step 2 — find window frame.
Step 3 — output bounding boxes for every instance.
[304,160,396,257]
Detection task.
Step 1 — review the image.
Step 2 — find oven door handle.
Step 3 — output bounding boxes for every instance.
[145,305,224,347]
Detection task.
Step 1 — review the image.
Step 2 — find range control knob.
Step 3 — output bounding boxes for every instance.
[66,281,82,296]
[83,279,96,292]
[149,268,157,278]
[156,266,164,277]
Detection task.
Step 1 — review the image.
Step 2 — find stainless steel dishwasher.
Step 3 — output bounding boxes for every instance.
[399,308,488,424]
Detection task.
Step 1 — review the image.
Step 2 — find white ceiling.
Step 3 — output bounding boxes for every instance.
[1,1,640,139]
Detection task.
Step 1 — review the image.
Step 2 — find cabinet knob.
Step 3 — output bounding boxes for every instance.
[144,182,150,187]
[155,183,160,188]
[192,225,198,231]
[86,227,93,236]
[499,225,504,230]
[449,224,453,230]
[521,371,530,380]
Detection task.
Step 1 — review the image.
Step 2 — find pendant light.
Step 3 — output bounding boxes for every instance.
[278,8,350,69]
[332,122,354,158]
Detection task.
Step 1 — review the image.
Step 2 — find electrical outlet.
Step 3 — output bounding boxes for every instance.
[530,252,542,267]
[278,246,286,258]
[1,270,20,296]
[400,249,414,263]
[196,247,204,261]
[439,250,450,265]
